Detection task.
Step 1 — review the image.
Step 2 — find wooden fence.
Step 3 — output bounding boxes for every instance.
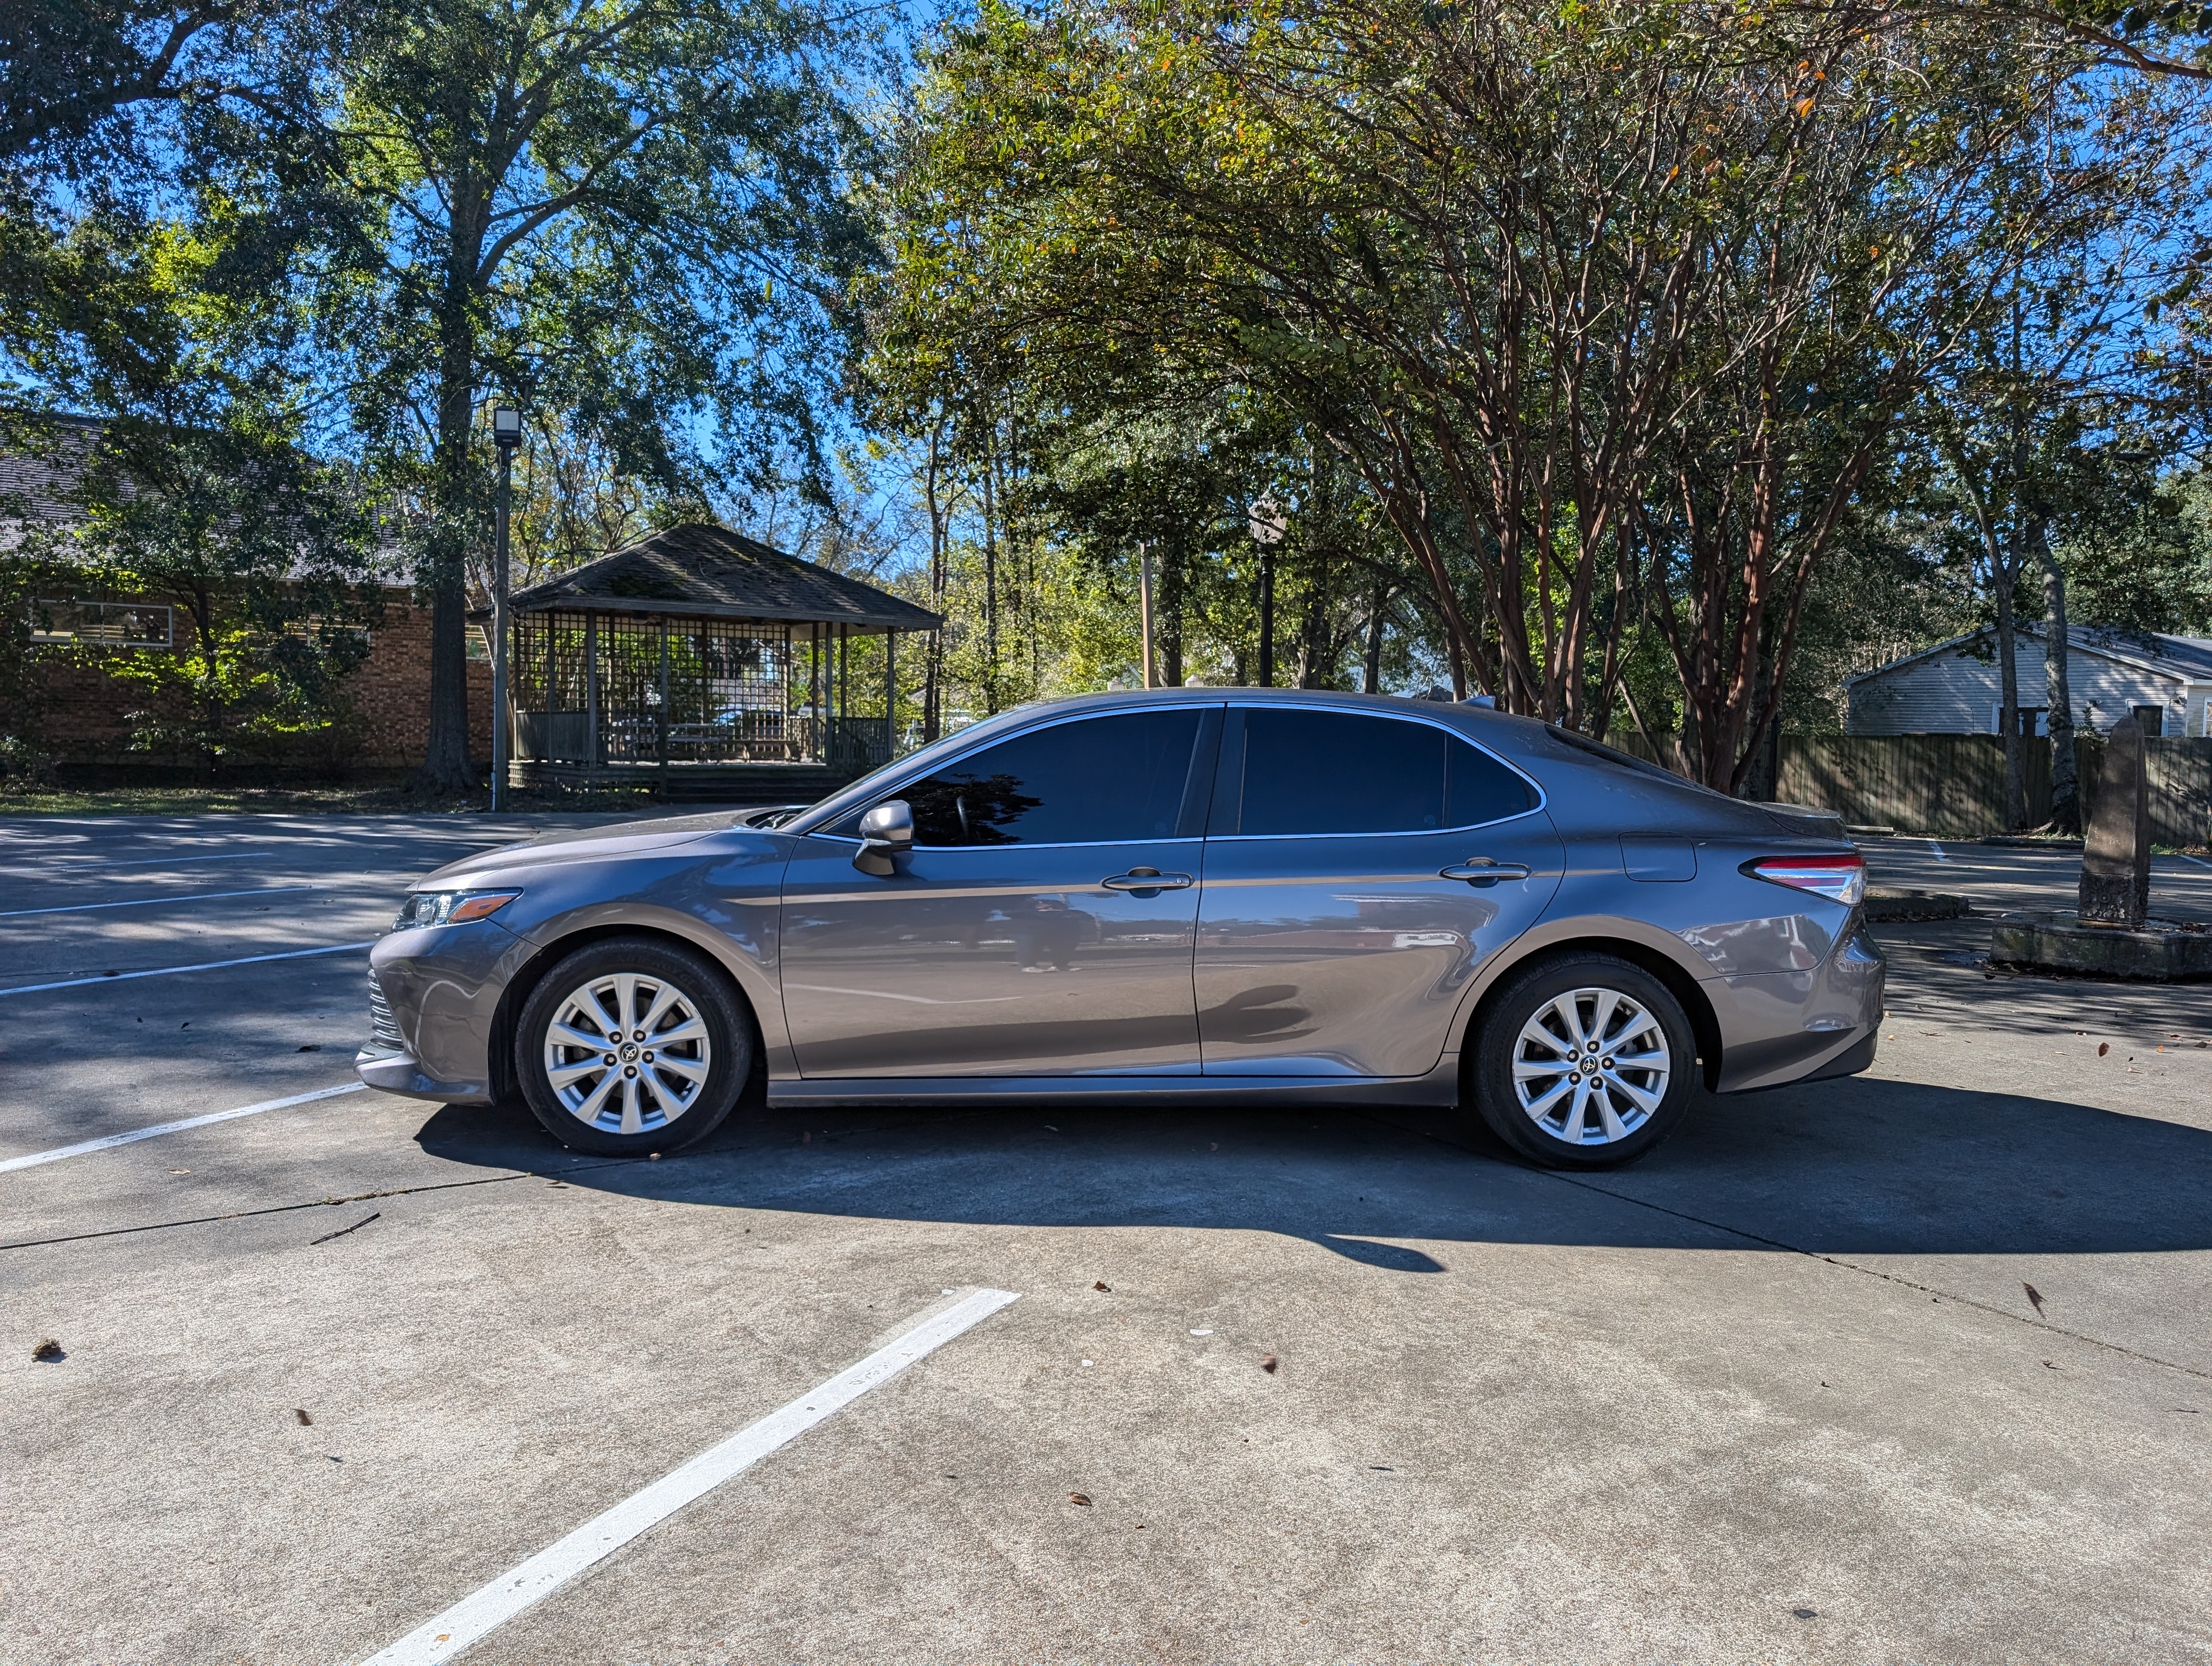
[1606,733,2212,845]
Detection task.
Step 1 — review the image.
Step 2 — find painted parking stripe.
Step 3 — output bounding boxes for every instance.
[0,940,376,997]
[0,1081,366,1174]
[0,884,314,920]
[0,849,280,876]
[1929,841,1948,862]
[362,1287,1022,1666]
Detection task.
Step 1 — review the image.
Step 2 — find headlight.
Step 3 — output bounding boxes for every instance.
[394,889,521,930]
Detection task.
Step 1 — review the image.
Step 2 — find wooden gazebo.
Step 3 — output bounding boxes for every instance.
[496,522,941,797]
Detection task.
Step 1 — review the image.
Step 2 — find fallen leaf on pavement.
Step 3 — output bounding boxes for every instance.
[1261,1354,1279,1374]
[1093,1280,1110,1291]
[295,1408,313,1426]
[2024,1282,2046,1316]
[1069,1492,1092,1507]
[31,1339,63,1362]
[2098,1042,2110,1056]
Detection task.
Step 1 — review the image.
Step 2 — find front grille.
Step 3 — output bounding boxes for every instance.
[366,971,404,1052]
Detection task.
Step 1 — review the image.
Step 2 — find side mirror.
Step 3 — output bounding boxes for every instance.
[852,799,914,876]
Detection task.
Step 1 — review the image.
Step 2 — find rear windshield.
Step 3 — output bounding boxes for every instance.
[1544,726,1725,796]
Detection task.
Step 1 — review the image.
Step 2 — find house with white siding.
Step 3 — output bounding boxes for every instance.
[1846,624,2212,738]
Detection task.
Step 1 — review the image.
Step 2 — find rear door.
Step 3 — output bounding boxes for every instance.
[1194,704,1562,1077]
[779,704,1220,1077]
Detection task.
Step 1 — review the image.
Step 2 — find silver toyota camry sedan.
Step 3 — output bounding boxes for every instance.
[358,689,1882,1169]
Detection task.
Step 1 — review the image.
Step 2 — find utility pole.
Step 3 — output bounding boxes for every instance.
[489,405,522,812]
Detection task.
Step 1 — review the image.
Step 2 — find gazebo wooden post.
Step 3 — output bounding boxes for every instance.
[658,620,671,779]
[886,630,897,757]
[584,612,601,780]
[809,621,822,762]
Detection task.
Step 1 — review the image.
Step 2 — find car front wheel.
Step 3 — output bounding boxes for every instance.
[514,937,749,1156]
[1472,953,1695,1169]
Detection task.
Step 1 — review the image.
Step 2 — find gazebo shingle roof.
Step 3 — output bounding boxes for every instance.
[507,522,940,634]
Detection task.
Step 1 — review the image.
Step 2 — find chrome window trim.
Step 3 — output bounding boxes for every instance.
[790,700,1226,847]
[1209,699,1550,841]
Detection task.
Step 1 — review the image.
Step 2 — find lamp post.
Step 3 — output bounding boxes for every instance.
[490,405,522,812]
[1247,492,1287,687]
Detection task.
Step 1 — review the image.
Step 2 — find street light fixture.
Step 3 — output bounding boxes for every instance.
[1247,492,1287,687]
[490,406,523,812]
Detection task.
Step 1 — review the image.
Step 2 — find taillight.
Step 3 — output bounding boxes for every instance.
[1744,853,1865,906]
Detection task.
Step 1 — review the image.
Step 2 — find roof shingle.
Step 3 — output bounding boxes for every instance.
[507,522,940,633]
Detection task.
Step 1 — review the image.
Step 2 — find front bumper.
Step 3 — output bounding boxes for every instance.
[354,918,527,1104]
[354,1045,494,1103]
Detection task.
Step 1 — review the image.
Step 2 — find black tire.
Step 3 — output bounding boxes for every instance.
[1471,953,1696,1170]
[513,937,750,1156]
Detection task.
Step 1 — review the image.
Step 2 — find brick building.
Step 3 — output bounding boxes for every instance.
[26,585,491,774]
[4,415,488,778]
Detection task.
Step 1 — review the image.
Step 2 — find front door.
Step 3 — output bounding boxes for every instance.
[780,705,1221,1077]
[1195,704,1563,1077]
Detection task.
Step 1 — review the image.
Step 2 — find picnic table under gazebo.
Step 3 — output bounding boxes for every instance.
[495,522,941,800]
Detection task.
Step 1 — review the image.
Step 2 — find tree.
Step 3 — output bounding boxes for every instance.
[879,0,2150,792]
[1915,62,2212,829]
[5,210,383,768]
[296,0,869,789]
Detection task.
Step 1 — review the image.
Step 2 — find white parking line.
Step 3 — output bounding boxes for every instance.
[0,850,279,876]
[362,1287,1021,1666]
[2178,854,2212,873]
[0,940,376,997]
[1930,841,1949,862]
[0,1082,366,1173]
[0,884,314,920]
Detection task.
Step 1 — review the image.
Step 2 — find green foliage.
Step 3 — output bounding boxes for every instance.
[868,0,2186,790]
[2056,468,2212,633]
[4,199,385,771]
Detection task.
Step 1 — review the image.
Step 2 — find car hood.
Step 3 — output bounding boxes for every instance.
[413,813,735,888]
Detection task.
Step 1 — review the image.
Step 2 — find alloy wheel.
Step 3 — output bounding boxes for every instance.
[541,971,714,1136]
[1510,985,1672,1146]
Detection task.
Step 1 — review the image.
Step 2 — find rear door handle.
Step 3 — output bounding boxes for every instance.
[1101,869,1194,892]
[1441,860,1532,886]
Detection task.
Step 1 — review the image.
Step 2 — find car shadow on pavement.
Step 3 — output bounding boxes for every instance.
[412,1072,2212,1266]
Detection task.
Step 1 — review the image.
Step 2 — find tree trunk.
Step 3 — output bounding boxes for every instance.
[413,261,480,793]
[1362,587,1387,694]
[980,454,1000,714]
[1996,563,2025,832]
[922,427,947,743]
[1159,534,1185,686]
[2039,517,2078,834]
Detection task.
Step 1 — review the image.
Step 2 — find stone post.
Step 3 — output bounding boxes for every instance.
[2079,716,2151,926]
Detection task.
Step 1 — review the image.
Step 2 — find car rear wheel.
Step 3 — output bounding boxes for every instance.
[515,937,749,1156]
[1472,954,1695,1169]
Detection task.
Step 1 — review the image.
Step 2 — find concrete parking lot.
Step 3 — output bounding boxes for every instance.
[3,813,2210,1664]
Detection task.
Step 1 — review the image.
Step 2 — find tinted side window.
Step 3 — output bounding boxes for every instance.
[1444,733,1537,828]
[1234,709,1531,836]
[901,709,1204,847]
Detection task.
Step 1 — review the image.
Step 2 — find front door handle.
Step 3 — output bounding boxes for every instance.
[1101,868,1194,893]
[1441,859,1532,886]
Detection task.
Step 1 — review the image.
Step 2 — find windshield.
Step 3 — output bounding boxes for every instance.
[783,709,1035,835]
